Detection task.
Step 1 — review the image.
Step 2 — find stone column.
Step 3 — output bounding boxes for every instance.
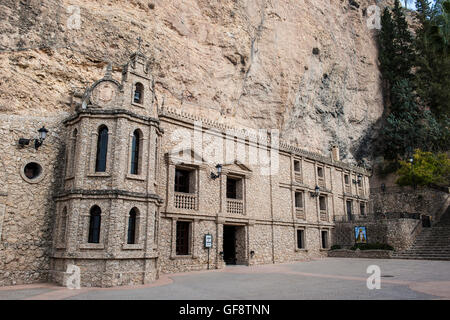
[215,218,225,269]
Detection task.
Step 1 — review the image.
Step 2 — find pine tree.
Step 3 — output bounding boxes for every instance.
[391,0,415,85]
[379,7,397,104]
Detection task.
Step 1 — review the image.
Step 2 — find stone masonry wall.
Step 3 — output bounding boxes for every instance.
[332,218,422,251]
[0,114,67,286]
[370,186,450,224]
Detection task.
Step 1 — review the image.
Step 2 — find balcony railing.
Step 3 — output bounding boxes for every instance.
[345,185,351,193]
[294,172,303,183]
[320,210,328,221]
[227,199,244,215]
[174,192,198,210]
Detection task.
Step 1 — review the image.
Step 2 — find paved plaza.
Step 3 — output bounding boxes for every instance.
[1,258,449,300]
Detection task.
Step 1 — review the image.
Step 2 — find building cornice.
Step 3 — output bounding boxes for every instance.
[55,189,163,203]
[158,107,371,176]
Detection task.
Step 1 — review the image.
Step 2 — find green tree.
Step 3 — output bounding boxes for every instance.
[380,79,442,159]
[414,0,450,118]
[391,0,415,85]
[396,149,450,186]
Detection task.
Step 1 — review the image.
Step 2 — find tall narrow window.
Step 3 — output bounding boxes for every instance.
[321,230,329,249]
[127,208,138,244]
[133,83,144,104]
[346,200,353,220]
[95,126,108,172]
[294,160,301,172]
[130,130,141,175]
[88,205,101,243]
[71,129,78,175]
[319,196,327,211]
[295,192,303,208]
[176,221,190,255]
[360,203,366,216]
[297,229,305,249]
[344,174,349,185]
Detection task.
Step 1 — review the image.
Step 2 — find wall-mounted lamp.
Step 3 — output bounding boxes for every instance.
[210,164,222,180]
[250,250,255,258]
[352,175,362,186]
[310,185,320,198]
[18,126,49,150]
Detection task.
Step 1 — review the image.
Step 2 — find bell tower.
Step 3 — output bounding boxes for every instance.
[121,37,157,118]
[51,38,163,287]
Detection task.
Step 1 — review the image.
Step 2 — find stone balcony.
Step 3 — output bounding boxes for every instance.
[174,192,198,210]
[227,199,244,215]
[320,210,328,221]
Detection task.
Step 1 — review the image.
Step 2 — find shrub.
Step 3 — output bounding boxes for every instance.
[396,149,450,187]
[330,245,342,250]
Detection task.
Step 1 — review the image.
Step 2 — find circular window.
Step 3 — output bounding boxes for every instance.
[20,161,45,183]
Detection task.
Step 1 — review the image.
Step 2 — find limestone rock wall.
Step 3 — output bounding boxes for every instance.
[0,0,386,162]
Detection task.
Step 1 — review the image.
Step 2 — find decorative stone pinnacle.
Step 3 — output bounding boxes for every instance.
[104,62,113,79]
[137,36,143,52]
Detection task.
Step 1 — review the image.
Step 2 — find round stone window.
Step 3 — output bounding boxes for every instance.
[20,161,45,184]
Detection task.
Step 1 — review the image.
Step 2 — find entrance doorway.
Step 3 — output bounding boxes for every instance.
[346,200,353,221]
[223,225,247,265]
[223,225,236,265]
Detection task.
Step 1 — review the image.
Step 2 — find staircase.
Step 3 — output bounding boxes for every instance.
[393,206,450,261]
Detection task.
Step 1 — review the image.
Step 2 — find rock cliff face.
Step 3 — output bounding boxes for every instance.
[0,0,387,162]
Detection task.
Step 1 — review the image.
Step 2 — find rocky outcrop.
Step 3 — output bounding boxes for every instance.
[0,0,388,162]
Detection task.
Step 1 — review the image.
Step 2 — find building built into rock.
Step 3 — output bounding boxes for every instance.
[0,48,370,287]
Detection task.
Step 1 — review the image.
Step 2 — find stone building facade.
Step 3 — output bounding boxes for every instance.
[0,48,370,287]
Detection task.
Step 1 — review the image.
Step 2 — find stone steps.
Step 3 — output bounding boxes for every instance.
[393,208,450,261]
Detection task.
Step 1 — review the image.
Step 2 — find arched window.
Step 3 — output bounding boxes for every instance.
[88,205,101,243]
[95,126,108,172]
[127,208,138,244]
[71,129,78,174]
[133,83,144,104]
[59,207,68,243]
[130,130,141,175]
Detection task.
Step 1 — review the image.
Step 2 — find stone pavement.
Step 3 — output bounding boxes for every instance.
[1,258,449,300]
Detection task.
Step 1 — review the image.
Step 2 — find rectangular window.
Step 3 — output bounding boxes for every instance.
[227,177,237,199]
[227,177,243,199]
[295,192,303,208]
[176,221,190,255]
[321,230,329,249]
[360,203,366,216]
[344,174,349,185]
[319,196,327,211]
[175,169,191,193]
[297,229,305,249]
[317,167,324,178]
[294,160,301,172]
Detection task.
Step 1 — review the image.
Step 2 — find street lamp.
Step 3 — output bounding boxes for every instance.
[211,164,222,180]
[18,126,49,150]
[409,153,416,190]
[310,185,320,197]
[352,175,362,186]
